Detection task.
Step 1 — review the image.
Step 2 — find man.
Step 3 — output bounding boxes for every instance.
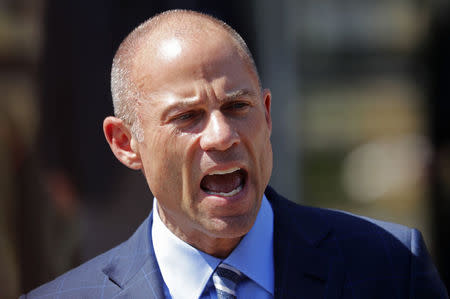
[23,9,448,299]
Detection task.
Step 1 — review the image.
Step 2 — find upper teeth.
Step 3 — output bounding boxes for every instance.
[208,167,240,176]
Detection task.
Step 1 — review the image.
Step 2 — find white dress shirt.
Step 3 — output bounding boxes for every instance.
[152,195,274,299]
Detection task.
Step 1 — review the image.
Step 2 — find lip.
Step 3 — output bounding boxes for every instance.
[202,163,248,177]
[207,166,241,176]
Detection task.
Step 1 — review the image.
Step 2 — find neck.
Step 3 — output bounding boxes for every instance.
[157,205,242,258]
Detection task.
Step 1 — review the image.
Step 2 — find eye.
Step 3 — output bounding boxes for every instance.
[176,112,194,121]
[225,101,250,111]
[172,110,202,123]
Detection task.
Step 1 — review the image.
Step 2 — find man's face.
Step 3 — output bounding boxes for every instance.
[133,32,272,246]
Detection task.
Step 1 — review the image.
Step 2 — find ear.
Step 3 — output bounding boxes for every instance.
[262,88,272,133]
[103,116,142,170]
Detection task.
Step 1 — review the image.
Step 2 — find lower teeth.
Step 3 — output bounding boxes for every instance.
[206,185,242,197]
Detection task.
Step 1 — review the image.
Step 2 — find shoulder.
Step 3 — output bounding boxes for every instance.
[266,185,413,248]
[23,216,154,298]
[267,186,448,298]
[24,245,121,298]
[315,205,413,247]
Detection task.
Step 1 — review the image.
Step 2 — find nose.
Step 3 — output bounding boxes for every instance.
[200,111,239,151]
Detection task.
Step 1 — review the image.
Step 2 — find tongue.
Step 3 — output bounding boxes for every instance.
[201,171,243,193]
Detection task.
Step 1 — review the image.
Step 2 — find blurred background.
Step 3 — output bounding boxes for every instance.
[1,0,449,297]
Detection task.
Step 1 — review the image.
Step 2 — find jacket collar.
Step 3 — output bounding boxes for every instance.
[265,186,344,299]
[102,214,165,298]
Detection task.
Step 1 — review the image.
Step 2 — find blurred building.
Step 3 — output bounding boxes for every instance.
[260,0,449,289]
[0,1,46,297]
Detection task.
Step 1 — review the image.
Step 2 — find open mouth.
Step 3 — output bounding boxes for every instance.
[200,167,247,197]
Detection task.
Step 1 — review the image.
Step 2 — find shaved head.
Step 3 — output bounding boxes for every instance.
[111,9,260,141]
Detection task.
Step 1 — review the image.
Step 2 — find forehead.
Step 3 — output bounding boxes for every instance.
[131,30,258,97]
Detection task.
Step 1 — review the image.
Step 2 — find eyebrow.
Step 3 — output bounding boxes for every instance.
[160,88,256,120]
[223,89,256,101]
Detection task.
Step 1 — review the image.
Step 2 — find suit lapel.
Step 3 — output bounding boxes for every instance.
[102,214,165,299]
[266,186,345,299]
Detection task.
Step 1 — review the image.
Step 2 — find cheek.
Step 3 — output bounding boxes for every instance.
[246,111,270,148]
[144,129,200,195]
[140,129,176,193]
[262,135,273,181]
[248,113,273,179]
[178,133,202,189]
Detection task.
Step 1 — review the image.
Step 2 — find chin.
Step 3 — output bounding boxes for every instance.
[201,210,258,239]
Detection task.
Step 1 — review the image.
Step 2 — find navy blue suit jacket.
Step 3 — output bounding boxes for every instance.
[23,187,448,298]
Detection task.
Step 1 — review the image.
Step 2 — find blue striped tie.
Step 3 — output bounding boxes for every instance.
[212,263,245,299]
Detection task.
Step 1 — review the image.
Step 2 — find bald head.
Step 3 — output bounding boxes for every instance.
[111,10,260,141]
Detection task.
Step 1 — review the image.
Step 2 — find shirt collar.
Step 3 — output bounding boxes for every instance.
[224,195,274,294]
[151,195,274,299]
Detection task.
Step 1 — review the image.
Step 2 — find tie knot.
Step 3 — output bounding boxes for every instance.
[212,263,245,298]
